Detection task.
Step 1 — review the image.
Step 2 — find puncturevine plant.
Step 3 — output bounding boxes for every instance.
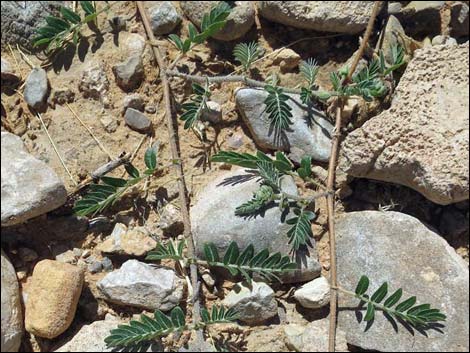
[35,1,447,351]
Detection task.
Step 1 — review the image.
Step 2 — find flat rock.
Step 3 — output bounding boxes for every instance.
[1,131,67,226]
[1,250,23,352]
[236,88,333,164]
[149,1,182,35]
[339,44,469,205]
[191,168,321,283]
[222,281,277,325]
[54,314,121,352]
[97,260,184,311]
[284,318,348,352]
[124,108,152,133]
[294,276,330,309]
[180,1,255,41]
[113,55,144,92]
[258,1,377,34]
[24,68,49,110]
[25,260,84,339]
[336,211,469,352]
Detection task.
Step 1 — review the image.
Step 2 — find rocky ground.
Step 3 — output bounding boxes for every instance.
[1,1,469,352]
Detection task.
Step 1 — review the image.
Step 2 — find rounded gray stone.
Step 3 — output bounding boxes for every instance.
[124,108,152,133]
[24,68,49,110]
[149,1,182,35]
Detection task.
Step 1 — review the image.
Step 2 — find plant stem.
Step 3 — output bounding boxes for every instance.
[166,70,334,96]
[136,1,203,344]
[327,2,382,351]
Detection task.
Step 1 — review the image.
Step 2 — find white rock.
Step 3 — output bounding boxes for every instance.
[223,281,277,325]
[294,276,330,309]
[97,260,184,310]
[1,132,67,226]
[79,61,109,102]
[149,1,182,35]
[24,68,49,110]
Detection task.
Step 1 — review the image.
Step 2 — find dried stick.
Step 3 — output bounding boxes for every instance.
[135,0,203,342]
[327,2,382,351]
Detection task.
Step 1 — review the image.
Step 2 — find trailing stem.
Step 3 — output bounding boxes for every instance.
[327,1,383,351]
[135,0,203,343]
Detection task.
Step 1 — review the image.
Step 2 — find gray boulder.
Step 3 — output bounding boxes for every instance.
[336,211,469,352]
[1,132,67,226]
[191,168,321,283]
[258,1,377,34]
[1,1,63,50]
[149,1,182,35]
[97,260,184,311]
[222,281,277,325]
[236,88,333,163]
[1,250,23,352]
[24,68,49,110]
[180,1,255,41]
[339,44,469,205]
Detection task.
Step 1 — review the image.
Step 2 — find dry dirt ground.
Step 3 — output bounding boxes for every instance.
[1,2,468,352]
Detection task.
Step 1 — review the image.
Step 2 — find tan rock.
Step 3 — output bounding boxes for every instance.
[272,48,301,72]
[25,260,84,339]
[339,43,469,205]
[97,223,156,257]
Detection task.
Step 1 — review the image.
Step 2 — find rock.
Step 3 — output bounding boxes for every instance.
[54,314,121,352]
[55,250,78,264]
[79,61,109,102]
[222,281,277,325]
[1,1,63,50]
[336,211,469,352]
[191,168,321,283]
[97,224,157,257]
[1,57,20,82]
[101,257,113,272]
[258,1,377,34]
[149,1,182,35]
[201,270,216,288]
[1,131,67,226]
[432,35,458,46]
[387,2,402,15]
[201,101,222,124]
[294,276,330,309]
[124,108,152,133]
[88,261,102,274]
[24,68,49,110]
[1,250,23,352]
[284,318,348,352]
[450,2,469,37]
[112,55,144,91]
[145,105,157,114]
[396,1,444,36]
[339,44,469,205]
[97,260,184,310]
[122,93,145,114]
[226,132,244,149]
[157,204,183,236]
[100,115,118,133]
[25,260,84,339]
[121,33,146,57]
[180,1,255,41]
[271,48,301,73]
[236,88,333,164]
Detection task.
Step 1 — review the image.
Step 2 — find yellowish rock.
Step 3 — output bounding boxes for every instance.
[25,260,84,339]
[97,224,157,257]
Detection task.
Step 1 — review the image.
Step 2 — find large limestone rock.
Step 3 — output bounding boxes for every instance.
[97,260,184,311]
[25,260,84,339]
[339,44,469,205]
[1,250,23,352]
[258,1,377,34]
[191,168,321,283]
[180,1,255,41]
[236,88,333,163]
[336,211,469,352]
[1,132,67,226]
